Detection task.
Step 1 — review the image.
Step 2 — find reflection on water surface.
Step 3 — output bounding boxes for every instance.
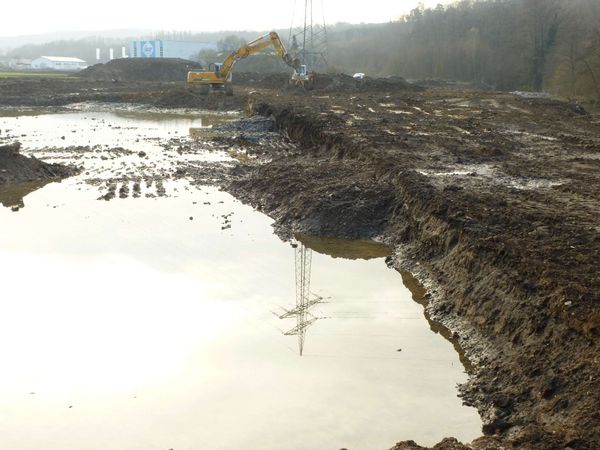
[0,110,481,450]
[0,180,51,210]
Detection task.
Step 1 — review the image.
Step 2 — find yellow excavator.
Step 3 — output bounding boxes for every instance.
[187,31,300,95]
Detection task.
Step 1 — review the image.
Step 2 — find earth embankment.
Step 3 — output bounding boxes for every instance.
[228,88,600,449]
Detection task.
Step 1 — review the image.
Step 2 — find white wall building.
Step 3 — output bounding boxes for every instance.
[8,58,32,70]
[130,40,216,60]
[31,56,87,71]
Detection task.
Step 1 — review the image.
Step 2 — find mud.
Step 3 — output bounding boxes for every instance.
[79,58,202,82]
[226,89,600,449]
[234,72,423,93]
[0,142,77,185]
[0,71,419,109]
[0,78,246,109]
[2,75,599,449]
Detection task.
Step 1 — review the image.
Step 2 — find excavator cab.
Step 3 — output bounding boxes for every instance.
[291,65,315,89]
[188,62,233,95]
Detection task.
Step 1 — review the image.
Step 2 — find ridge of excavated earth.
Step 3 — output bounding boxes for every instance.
[225,89,600,450]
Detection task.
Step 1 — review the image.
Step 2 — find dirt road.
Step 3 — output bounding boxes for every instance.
[1,74,598,449]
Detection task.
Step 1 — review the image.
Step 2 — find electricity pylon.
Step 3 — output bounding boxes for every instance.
[288,0,328,72]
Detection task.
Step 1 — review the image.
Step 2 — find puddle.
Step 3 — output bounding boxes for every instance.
[418,164,563,191]
[387,110,413,115]
[0,108,481,449]
[510,91,551,99]
[400,272,474,373]
[418,164,495,178]
[0,108,238,198]
[0,108,233,152]
[505,128,558,142]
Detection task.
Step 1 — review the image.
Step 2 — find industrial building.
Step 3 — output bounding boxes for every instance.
[31,56,87,71]
[130,40,217,60]
[8,59,32,70]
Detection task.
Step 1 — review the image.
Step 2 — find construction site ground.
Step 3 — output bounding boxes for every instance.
[0,73,599,450]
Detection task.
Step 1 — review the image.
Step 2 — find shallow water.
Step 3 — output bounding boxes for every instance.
[0,109,481,449]
[0,107,234,150]
[0,108,239,199]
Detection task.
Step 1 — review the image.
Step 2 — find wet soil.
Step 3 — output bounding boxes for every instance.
[0,109,241,204]
[0,71,418,109]
[79,58,202,82]
[0,78,245,109]
[227,89,600,449]
[234,72,423,93]
[1,75,599,449]
[0,142,77,186]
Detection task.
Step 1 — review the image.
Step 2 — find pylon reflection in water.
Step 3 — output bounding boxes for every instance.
[276,241,325,356]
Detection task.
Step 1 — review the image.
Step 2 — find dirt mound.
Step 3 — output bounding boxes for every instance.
[313,73,424,92]
[0,142,77,185]
[79,58,203,82]
[232,72,423,92]
[125,86,246,110]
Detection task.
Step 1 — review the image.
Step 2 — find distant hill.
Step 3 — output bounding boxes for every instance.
[0,29,276,62]
[0,30,153,51]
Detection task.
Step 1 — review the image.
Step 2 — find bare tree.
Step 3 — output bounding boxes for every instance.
[521,0,561,91]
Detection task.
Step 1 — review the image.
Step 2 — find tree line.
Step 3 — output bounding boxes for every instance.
[326,0,600,101]
[205,1,600,101]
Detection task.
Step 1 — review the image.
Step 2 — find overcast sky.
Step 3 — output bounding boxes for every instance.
[1,0,452,37]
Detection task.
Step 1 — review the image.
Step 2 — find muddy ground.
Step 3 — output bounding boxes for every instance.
[0,74,599,449]
[79,57,203,82]
[0,142,77,185]
[230,87,600,450]
[0,77,245,109]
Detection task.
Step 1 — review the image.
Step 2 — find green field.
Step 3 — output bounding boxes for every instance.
[0,71,76,79]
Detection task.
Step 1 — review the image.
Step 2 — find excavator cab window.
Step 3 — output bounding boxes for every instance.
[208,62,222,75]
[296,65,308,76]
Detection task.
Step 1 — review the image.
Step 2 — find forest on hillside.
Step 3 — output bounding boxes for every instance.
[326,0,600,101]
[4,0,600,101]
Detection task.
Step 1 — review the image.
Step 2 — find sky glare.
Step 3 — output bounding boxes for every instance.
[1,0,452,37]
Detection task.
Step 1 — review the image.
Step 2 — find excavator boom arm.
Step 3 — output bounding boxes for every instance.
[220,32,296,80]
